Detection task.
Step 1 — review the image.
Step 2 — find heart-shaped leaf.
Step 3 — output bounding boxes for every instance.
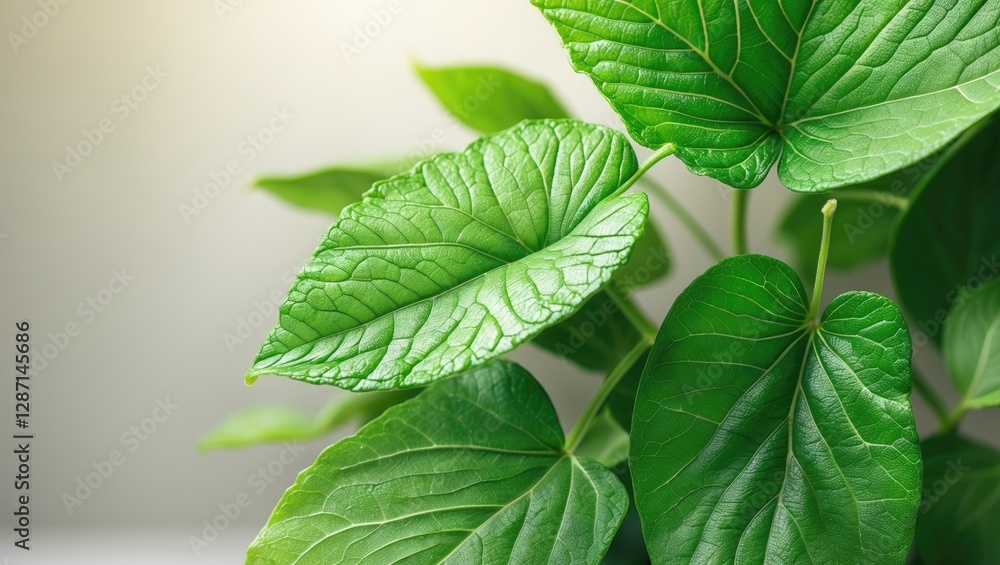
[246,120,648,390]
[631,254,921,563]
[891,117,1000,345]
[917,434,1000,564]
[198,389,417,451]
[247,360,628,564]
[533,1,1000,190]
[944,278,1000,411]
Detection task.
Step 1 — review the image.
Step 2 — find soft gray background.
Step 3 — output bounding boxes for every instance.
[1,1,992,563]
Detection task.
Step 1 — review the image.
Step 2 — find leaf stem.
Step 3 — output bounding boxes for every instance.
[808,199,838,321]
[611,143,677,199]
[606,285,658,343]
[909,366,951,431]
[731,189,749,255]
[638,177,725,262]
[565,339,651,453]
[827,189,908,210]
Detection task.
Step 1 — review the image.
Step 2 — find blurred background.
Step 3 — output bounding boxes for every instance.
[1,1,993,562]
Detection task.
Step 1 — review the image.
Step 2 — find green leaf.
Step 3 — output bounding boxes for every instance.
[198,389,418,451]
[776,167,918,276]
[630,254,921,563]
[530,222,666,373]
[255,160,406,216]
[944,279,1000,411]
[247,360,628,564]
[415,62,571,134]
[891,117,1000,345]
[246,120,648,391]
[533,1,1000,190]
[576,408,630,469]
[916,434,1000,565]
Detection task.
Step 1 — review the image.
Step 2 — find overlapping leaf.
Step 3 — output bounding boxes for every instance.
[246,120,648,390]
[944,279,1000,410]
[255,161,406,217]
[247,360,627,564]
[631,254,921,563]
[198,389,417,451]
[917,434,1000,564]
[891,117,1000,344]
[534,0,1000,190]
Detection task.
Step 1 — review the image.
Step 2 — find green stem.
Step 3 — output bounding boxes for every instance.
[731,189,749,255]
[638,177,726,262]
[943,405,966,434]
[827,189,909,210]
[611,143,677,199]
[565,339,651,453]
[910,366,950,430]
[606,285,658,343]
[808,199,838,321]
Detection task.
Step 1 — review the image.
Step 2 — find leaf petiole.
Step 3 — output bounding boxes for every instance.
[610,143,677,199]
[565,338,651,453]
[638,176,726,262]
[808,199,838,322]
[731,189,749,255]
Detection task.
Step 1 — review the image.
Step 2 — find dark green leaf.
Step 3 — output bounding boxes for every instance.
[534,1,1000,190]
[777,166,919,276]
[890,117,1000,345]
[415,62,570,134]
[247,360,628,564]
[917,434,1000,564]
[246,120,648,390]
[198,389,418,451]
[943,278,1000,410]
[631,254,921,563]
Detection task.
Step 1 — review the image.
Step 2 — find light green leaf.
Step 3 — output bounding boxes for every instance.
[916,434,1000,565]
[246,120,648,391]
[891,117,1000,345]
[631,254,921,563]
[415,62,571,134]
[247,360,628,564]
[944,279,1000,410]
[576,408,630,468]
[533,0,1000,190]
[198,389,418,451]
[255,160,406,216]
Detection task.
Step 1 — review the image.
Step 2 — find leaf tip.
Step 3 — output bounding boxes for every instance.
[244,372,259,386]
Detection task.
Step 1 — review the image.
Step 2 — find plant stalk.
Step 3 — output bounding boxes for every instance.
[611,143,677,199]
[808,199,838,321]
[565,339,651,453]
[638,177,726,262]
[606,285,658,343]
[909,366,951,431]
[731,189,749,255]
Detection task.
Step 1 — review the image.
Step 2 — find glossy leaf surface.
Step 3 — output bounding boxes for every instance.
[631,254,921,563]
[247,120,648,390]
[247,361,628,564]
[534,0,1000,190]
